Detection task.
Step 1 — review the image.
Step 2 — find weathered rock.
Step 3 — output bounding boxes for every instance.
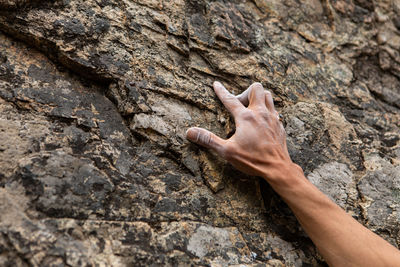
[307,162,357,210]
[358,153,400,245]
[0,0,399,266]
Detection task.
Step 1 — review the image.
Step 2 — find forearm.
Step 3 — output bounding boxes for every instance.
[186,81,400,266]
[263,163,400,267]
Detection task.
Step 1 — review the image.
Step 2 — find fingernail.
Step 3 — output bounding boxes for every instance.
[213,81,222,88]
[251,82,263,90]
[186,127,198,142]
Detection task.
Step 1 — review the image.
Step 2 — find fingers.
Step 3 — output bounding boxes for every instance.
[236,83,276,112]
[236,84,251,106]
[186,127,225,155]
[213,81,245,117]
[248,83,266,109]
[265,90,276,113]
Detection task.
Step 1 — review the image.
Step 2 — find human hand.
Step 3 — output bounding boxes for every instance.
[188,83,400,267]
[186,81,299,182]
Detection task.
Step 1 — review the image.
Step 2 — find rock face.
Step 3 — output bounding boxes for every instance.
[0,0,399,266]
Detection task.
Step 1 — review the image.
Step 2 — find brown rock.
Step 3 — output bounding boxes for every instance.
[0,0,399,265]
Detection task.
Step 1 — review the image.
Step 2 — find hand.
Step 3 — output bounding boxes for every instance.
[188,82,400,267]
[186,81,297,182]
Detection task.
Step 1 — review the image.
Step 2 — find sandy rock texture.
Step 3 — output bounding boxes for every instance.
[0,0,399,266]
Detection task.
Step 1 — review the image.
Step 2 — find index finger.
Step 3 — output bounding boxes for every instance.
[213,81,245,116]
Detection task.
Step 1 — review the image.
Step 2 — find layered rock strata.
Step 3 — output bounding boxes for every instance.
[0,0,399,266]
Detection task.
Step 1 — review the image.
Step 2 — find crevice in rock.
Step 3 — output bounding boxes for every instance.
[1,0,399,265]
[0,21,115,85]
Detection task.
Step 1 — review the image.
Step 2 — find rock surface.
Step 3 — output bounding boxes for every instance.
[0,0,399,266]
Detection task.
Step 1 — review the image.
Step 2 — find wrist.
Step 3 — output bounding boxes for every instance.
[261,161,306,191]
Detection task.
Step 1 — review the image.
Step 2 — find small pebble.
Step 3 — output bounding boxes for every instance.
[377,32,388,45]
[375,10,389,22]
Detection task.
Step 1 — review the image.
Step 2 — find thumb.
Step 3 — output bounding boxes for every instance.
[186,127,225,154]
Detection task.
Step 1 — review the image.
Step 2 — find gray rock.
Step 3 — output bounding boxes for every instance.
[307,162,356,209]
[358,154,400,245]
[0,0,399,265]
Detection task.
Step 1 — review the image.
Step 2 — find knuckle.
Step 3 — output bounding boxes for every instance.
[258,110,270,119]
[249,106,270,119]
[223,94,237,104]
[239,110,256,121]
[199,131,212,145]
[251,107,268,118]
[225,94,236,101]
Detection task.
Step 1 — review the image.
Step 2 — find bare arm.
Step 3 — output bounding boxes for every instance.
[186,81,400,266]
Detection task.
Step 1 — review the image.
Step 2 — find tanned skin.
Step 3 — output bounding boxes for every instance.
[186,81,400,267]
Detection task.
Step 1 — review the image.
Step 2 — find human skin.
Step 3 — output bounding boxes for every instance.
[186,81,400,266]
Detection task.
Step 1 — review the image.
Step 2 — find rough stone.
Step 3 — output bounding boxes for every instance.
[0,0,399,266]
[358,153,400,245]
[307,162,357,210]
